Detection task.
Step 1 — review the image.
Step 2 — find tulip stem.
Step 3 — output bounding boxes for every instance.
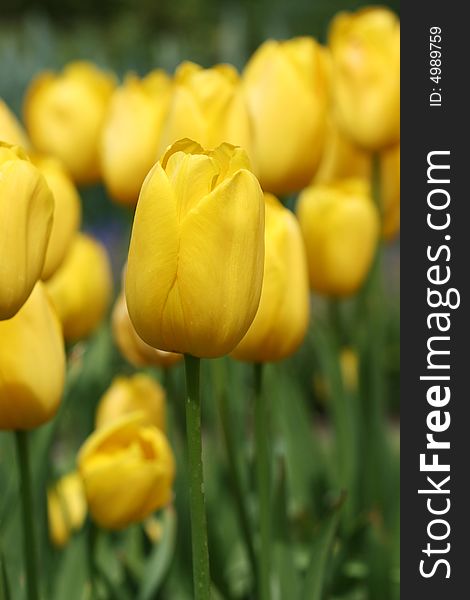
[14,431,40,600]
[254,363,271,600]
[184,355,211,600]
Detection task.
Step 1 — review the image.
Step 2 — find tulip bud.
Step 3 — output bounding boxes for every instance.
[297,179,379,296]
[126,139,265,358]
[0,143,53,320]
[47,472,87,547]
[112,293,182,368]
[78,412,175,529]
[46,233,113,341]
[101,71,172,205]
[380,144,400,241]
[329,7,400,150]
[96,374,166,431]
[157,62,253,162]
[0,282,65,430]
[24,62,115,183]
[314,117,371,184]
[232,194,309,362]
[31,156,82,280]
[0,99,30,148]
[243,37,329,194]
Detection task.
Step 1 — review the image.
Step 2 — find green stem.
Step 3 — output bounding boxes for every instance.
[14,431,40,600]
[87,521,97,599]
[214,361,257,579]
[184,355,211,600]
[254,363,271,600]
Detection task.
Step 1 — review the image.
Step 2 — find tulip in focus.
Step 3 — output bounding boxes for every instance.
[126,139,265,358]
[96,373,166,432]
[243,37,329,194]
[232,194,309,362]
[24,62,115,183]
[157,62,253,163]
[329,7,400,150]
[48,472,87,547]
[46,233,113,340]
[112,293,182,368]
[0,282,65,430]
[0,143,53,319]
[0,99,30,147]
[101,70,172,204]
[32,156,82,280]
[297,179,379,296]
[78,412,175,529]
[380,144,400,240]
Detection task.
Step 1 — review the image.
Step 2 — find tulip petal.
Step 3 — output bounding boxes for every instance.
[0,158,53,318]
[159,169,264,357]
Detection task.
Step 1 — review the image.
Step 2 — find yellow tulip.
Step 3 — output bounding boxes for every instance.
[46,233,113,341]
[0,143,53,320]
[24,61,115,183]
[31,156,82,280]
[112,293,182,368]
[126,139,265,358]
[0,99,30,147]
[78,412,175,529]
[329,7,400,150]
[380,143,400,241]
[101,70,172,205]
[314,117,371,184]
[232,194,309,362]
[297,179,379,296]
[157,62,253,163]
[48,471,87,547]
[0,282,65,430]
[243,37,329,194]
[95,374,166,432]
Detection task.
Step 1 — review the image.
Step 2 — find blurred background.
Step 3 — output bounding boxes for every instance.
[0,0,400,272]
[1,1,400,599]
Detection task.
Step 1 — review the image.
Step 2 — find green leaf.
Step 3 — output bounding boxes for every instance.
[138,507,177,600]
[303,494,345,600]
[0,545,11,600]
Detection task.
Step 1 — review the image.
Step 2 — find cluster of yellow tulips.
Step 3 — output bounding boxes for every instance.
[0,5,399,600]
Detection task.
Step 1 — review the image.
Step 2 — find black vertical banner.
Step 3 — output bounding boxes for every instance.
[401,2,469,598]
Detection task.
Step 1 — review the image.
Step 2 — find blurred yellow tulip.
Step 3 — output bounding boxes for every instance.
[46,233,113,341]
[24,61,115,183]
[297,179,379,296]
[101,70,172,205]
[243,37,329,194]
[0,99,30,147]
[232,194,309,362]
[31,156,82,280]
[78,412,175,529]
[96,374,166,432]
[112,293,182,368]
[0,282,65,430]
[126,139,265,358]
[340,347,359,392]
[314,117,371,184]
[48,472,87,547]
[380,144,400,241]
[329,7,400,150]
[157,62,252,162]
[0,143,53,319]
